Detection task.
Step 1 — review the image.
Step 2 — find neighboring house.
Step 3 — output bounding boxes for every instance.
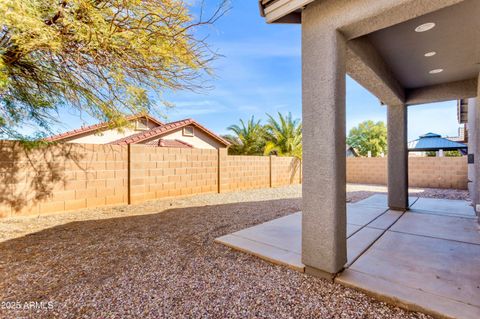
[46,114,230,150]
[346,144,358,157]
[408,132,467,156]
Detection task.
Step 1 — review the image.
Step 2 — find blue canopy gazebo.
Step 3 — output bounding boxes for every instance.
[408,132,467,154]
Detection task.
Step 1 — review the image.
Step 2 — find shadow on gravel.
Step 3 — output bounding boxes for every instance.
[0,198,301,308]
[0,196,431,319]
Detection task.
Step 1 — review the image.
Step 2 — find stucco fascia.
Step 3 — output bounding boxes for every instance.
[406,78,478,105]
[338,0,464,40]
[263,0,464,34]
[347,38,405,105]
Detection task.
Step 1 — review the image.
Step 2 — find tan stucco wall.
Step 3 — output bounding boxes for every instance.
[67,120,159,144]
[467,97,476,203]
[141,126,225,149]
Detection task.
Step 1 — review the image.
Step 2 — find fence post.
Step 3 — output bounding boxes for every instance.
[299,159,302,184]
[269,155,273,188]
[127,144,132,205]
[217,148,222,193]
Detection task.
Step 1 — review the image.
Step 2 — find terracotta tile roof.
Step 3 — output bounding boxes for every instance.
[45,114,164,142]
[108,118,230,146]
[144,139,193,148]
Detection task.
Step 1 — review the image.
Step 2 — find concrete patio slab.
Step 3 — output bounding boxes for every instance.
[214,212,304,272]
[410,197,475,217]
[215,232,304,272]
[347,224,362,237]
[346,227,384,267]
[355,194,418,209]
[215,196,480,319]
[391,211,480,245]
[337,269,480,319]
[347,204,388,226]
[215,206,389,275]
[367,209,404,230]
[339,230,480,319]
[231,212,302,254]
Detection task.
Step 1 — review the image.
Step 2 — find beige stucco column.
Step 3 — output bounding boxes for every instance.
[467,98,476,205]
[474,73,480,218]
[301,6,347,276]
[387,104,409,210]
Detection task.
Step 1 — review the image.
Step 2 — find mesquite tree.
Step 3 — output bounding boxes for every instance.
[0,0,226,138]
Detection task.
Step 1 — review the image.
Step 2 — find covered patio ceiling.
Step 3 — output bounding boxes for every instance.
[260,0,480,106]
[365,0,480,90]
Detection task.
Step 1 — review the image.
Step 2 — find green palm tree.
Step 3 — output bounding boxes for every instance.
[225,116,266,155]
[264,112,302,159]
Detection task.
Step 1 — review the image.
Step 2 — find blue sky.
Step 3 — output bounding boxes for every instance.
[50,0,461,141]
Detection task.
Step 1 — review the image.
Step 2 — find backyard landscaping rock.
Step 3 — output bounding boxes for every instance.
[0,184,464,318]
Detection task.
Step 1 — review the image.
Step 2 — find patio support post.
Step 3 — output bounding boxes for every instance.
[301,6,347,276]
[387,104,409,210]
[474,72,480,218]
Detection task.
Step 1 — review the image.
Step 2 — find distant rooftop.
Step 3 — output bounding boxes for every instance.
[408,132,467,152]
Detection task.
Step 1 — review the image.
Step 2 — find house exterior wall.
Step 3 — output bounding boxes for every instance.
[474,73,480,218]
[140,126,226,149]
[467,97,477,204]
[66,120,160,144]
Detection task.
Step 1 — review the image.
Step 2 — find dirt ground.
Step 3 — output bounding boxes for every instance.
[0,184,467,318]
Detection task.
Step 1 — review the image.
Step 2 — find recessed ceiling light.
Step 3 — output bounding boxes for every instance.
[424,51,436,57]
[429,68,443,74]
[415,22,436,32]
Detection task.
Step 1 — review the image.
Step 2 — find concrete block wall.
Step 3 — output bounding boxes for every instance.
[347,157,468,189]
[346,158,387,185]
[0,141,128,218]
[0,143,301,218]
[129,146,218,204]
[408,157,467,189]
[271,156,302,187]
[0,141,467,219]
[220,155,270,192]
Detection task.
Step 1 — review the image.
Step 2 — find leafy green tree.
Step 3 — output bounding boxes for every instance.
[0,0,227,138]
[264,112,302,159]
[444,150,462,157]
[225,116,266,155]
[347,120,387,157]
[426,150,462,157]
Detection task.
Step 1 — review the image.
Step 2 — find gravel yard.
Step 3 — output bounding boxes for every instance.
[0,184,468,318]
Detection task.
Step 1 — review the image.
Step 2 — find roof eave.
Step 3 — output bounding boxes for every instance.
[45,114,164,142]
[109,119,231,147]
[408,147,467,151]
[259,0,308,24]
